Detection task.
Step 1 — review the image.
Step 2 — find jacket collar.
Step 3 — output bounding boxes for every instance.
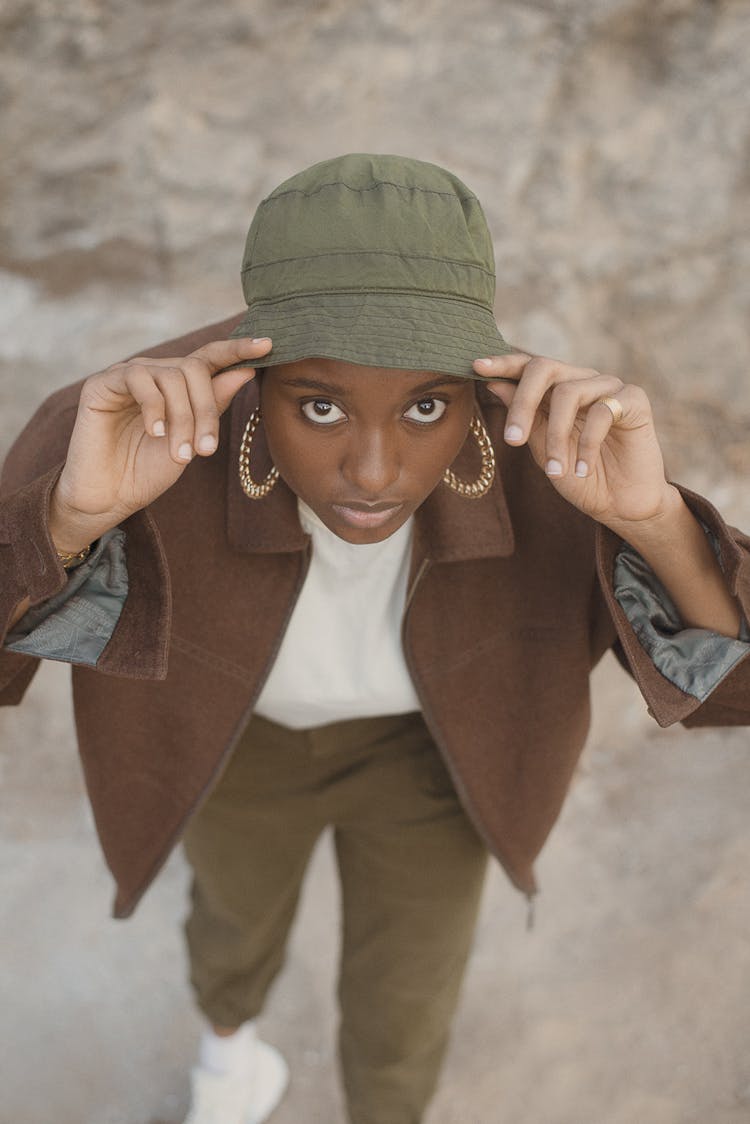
[227,380,515,563]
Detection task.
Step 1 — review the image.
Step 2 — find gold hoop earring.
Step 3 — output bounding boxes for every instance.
[442,415,496,499]
[238,408,279,500]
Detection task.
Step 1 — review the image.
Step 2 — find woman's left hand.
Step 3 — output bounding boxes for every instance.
[475,353,676,532]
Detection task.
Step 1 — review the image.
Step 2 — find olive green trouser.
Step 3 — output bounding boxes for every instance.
[182,711,488,1124]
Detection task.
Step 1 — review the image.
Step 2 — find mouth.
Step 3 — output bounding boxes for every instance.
[331,502,405,529]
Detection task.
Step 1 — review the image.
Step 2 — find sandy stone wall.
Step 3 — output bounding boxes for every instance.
[1,0,748,509]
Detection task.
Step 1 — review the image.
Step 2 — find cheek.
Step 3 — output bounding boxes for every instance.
[407,420,476,498]
[439,394,477,462]
[258,383,295,467]
[258,377,343,503]
[261,409,336,497]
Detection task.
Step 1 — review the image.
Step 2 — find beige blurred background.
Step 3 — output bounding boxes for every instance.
[1,1,749,1122]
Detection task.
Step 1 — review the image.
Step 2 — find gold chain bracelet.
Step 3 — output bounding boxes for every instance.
[56,544,92,570]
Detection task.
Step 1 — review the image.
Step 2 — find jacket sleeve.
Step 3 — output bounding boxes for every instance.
[0,387,171,706]
[0,314,246,704]
[4,529,128,666]
[596,483,750,728]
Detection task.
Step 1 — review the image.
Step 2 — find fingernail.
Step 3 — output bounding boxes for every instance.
[575,460,588,477]
[476,358,493,367]
[198,435,217,454]
[178,442,194,461]
[546,459,563,476]
[153,420,166,437]
[505,424,523,442]
[252,337,272,344]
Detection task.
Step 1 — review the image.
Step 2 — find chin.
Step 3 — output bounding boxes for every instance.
[333,523,399,545]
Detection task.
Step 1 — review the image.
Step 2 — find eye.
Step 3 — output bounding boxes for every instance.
[403,398,448,424]
[301,399,347,425]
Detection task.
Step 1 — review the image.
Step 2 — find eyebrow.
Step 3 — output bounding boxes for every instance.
[279,374,466,395]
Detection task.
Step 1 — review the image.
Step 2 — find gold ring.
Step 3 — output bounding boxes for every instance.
[597,396,624,425]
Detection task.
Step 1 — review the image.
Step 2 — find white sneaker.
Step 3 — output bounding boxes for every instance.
[183,1036,289,1124]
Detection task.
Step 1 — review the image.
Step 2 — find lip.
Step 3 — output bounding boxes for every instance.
[331,502,404,528]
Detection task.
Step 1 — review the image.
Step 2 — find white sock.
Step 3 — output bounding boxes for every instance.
[199,1020,257,1076]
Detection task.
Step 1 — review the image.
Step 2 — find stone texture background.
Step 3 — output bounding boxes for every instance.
[1,0,749,507]
[1,1,749,1122]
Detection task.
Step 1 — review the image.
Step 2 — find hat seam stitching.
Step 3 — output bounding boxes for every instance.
[249,350,509,376]
[249,336,504,353]
[234,340,506,356]
[232,323,508,349]
[243,291,496,312]
[255,325,500,340]
[231,315,505,338]
[251,349,504,373]
[242,249,494,279]
[262,180,477,204]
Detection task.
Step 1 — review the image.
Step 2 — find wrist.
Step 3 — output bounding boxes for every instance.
[48,484,116,556]
[603,484,684,550]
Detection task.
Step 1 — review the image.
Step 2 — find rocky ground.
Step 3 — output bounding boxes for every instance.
[1,1,749,1121]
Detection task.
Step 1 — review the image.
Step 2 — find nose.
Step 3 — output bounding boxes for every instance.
[341,425,400,498]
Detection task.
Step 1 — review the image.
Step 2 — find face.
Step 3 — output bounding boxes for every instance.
[259,357,476,544]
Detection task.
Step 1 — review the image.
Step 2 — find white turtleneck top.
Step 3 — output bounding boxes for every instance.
[253,499,421,729]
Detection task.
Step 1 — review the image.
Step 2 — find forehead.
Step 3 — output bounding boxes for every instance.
[267,357,469,398]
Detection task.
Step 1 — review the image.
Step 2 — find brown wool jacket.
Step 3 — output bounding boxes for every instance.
[2,315,750,918]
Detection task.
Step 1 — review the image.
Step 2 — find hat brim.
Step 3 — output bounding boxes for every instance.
[229,291,512,379]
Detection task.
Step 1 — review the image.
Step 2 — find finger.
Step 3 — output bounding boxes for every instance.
[126,336,273,374]
[473,353,531,381]
[503,358,603,445]
[152,367,198,464]
[572,400,623,478]
[544,375,625,477]
[179,356,222,456]
[210,367,258,416]
[122,365,168,439]
[188,335,273,372]
[473,354,534,441]
[573,387,644,478]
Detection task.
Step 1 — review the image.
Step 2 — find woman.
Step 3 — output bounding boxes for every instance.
[2,154,749,1124]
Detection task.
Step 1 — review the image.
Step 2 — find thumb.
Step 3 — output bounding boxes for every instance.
[212,368,256,416]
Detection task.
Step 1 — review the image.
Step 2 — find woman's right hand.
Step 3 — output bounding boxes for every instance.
[48,336,273,551]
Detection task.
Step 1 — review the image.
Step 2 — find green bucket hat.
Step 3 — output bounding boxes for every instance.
[230,153,512,378]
